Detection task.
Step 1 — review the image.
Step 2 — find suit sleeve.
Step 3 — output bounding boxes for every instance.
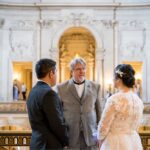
[97,97,117,140]
[95,84,103,123]
[42,90,69,146]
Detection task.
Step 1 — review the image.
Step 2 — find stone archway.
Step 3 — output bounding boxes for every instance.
[59,27,96,82]
[50,24,105,96]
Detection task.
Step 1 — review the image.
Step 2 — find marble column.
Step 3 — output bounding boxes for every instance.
[141,59,147,103]
[49,48,59,82]
[95,48,105,98]
[8,58,14,101]
[0,19,5,100]
[60,60,67,83]
[87,59,94,81]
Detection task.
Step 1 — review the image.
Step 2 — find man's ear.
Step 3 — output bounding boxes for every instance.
[49,71,53,79]
[70,70,73,76]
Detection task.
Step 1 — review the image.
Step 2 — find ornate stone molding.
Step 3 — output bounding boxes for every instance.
[49,48,58,60]
[96,48,105,60]
[64,13,92,26]
[38,10,94,29]
[93,19,117,29]
[119,28,146,59]
[39,19,62,29]
[11,20,36,30]
[120,42,145,59]
[41,16,149,31]
[123,42,141,54]
[39,18,115,30]
[9,28,35,60]
[119,20,144,30]
[100,20,116,29]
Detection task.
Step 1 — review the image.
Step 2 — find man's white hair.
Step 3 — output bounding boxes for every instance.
[70,57,86,71]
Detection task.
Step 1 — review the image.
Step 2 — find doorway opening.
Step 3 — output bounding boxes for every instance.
[13,62,32,100]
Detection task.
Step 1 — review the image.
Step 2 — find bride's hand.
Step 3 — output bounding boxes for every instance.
[97,139,104,149]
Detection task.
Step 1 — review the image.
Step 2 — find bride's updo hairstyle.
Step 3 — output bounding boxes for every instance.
[114,64,135,88]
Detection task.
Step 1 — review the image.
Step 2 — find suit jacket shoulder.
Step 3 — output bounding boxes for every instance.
[86,80,100,91]
[57,80,70,94]
[57,80,70,88]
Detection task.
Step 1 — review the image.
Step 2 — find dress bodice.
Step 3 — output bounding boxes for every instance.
[98,91,144,140]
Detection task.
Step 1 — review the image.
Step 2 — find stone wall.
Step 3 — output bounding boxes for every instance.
[0,1,150,102]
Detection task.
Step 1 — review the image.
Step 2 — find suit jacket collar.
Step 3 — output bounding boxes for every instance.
[81,80,91,104]
[68,79,80,103]
[36,81,51,89]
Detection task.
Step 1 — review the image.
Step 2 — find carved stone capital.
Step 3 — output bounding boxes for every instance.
[96,48,105,60]
[49,48,58,60]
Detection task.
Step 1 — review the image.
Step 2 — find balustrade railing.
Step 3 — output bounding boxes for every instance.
[0,130,31,150]
[140,132,150,150]
[0,130,150,150]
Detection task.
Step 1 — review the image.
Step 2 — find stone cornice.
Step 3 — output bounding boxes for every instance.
[0,2,150,8]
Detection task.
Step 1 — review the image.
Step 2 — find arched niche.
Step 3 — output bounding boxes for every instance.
[58,27,96,82]
[50,24,105,95]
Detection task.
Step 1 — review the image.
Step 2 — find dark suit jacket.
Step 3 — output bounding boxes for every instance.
[27,81,69,150]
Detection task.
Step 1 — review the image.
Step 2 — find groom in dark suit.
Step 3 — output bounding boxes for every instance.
[27,58,69,150]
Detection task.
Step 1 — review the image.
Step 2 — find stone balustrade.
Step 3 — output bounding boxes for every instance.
[0,102,150,149]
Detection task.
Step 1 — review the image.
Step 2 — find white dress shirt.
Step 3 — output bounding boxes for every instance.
[74,83,85,98]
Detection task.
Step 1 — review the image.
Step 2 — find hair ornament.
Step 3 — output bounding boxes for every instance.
[115,70,124,77]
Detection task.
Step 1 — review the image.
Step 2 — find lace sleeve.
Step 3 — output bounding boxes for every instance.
[97,96,118,140]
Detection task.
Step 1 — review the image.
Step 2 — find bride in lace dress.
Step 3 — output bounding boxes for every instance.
[97,64,144,150]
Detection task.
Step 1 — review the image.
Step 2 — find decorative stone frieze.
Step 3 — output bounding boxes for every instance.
[9,28,35,60]
[39,19,62,29]
[61,9,94,26]
[119,20,144,30]
[119,29,146,59]
[120,42,143,58]
[11,20,36,30]
[93,19,117,29]
[40,9,115,31]
[101,20,115,29]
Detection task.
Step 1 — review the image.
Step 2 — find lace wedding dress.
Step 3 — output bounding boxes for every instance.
[98,91,144,150]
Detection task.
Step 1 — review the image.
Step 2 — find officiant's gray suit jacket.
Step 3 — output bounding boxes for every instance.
[57,79,102,147]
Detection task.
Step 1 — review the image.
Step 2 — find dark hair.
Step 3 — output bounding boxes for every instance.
[35,58,56,79]
[114,64,135,88]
